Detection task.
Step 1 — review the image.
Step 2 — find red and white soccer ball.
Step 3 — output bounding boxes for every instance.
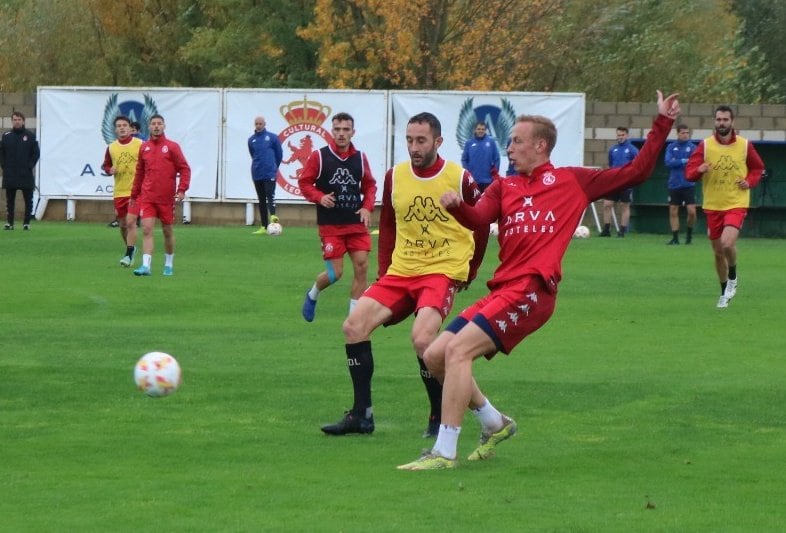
[134,351,182,397]
[573,225,590,239]
[267,222,283,236]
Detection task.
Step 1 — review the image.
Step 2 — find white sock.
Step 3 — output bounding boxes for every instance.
[308,283,320,300]
[142,254,152,268]
[165,254,174,268]
[349,298,358,314]
[471,399,504,433]
[431,424,460,460]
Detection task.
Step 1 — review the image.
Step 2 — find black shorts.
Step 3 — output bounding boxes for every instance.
[603,188,633,203]
[668,187,696,206]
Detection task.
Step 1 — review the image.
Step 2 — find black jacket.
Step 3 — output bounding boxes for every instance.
[1,127,40,189]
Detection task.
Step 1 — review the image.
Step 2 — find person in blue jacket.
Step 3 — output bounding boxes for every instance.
[461,122,500,192]
[248,116,283,234]
[600,126,639,237]
[664,124,697,244]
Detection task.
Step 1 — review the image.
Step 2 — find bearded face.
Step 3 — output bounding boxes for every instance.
[714,111,733,137]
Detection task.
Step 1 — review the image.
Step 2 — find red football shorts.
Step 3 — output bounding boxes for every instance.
[114,196,132,219]
[363,273,459,326]
[704,208,747,241]
[321,232,372,261]
[127,197,140,218]
[454,275,556,356]
[139,201,175,225]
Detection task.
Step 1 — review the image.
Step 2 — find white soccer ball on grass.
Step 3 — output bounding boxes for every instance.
[267,222,283,236]
[573,225,590,239]
[134,351,182,397]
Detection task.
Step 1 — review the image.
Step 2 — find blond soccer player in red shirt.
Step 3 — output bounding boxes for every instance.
[399,90,681,470]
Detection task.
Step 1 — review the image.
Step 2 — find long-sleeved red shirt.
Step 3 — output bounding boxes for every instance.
[131,134,191,203]
[448,114,673,291]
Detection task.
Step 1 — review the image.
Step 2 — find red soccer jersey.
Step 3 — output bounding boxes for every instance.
[448,114,673,291]
[131,134,191,204]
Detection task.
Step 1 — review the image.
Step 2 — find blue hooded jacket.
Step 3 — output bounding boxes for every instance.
[664,139,697,189]
[248,128,283,181]
[608,139,639,168]
[461,134,500,185]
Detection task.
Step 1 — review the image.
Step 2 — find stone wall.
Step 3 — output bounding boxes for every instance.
[0,92,36,129]
[584,101,786,168]
[3,91,784,226]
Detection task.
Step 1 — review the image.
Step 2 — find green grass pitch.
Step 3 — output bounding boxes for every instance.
[2,222,785,531]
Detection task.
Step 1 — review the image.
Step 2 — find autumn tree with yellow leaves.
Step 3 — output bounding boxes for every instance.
[0,0,782,103]
[298,0,561,90]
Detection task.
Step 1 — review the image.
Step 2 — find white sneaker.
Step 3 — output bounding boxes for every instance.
[725,278,737,300]
[717,294,729,309]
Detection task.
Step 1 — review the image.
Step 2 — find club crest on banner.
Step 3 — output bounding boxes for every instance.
[101,93,159,143]
[278,97,333,196]
[455,97,517,154]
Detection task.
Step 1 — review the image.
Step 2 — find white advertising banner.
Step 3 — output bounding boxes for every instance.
[390,91,585,172]
[223,90,388,202]
[37,87,220,199]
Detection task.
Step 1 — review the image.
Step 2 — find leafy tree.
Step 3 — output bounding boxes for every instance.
[729,0,786,103]
[529,0,740,101]
[0,0,114,90]
[298,0,560,90]
[0,0,318,90]
[1,0,783,103]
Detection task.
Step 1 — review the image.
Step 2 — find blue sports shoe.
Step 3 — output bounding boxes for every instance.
[302,292,317,322]
[133,265,151,276]
[163,266,173,276]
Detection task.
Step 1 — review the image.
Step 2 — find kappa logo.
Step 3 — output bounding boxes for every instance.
[714,154,742,176]
[101,93,158,143]
[330,167,357,186]
[277,97,333,196]
[455,97,517,153]
[114,150,137,173]
[403,196,449,223]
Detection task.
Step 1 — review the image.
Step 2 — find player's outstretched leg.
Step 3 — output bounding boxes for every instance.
[467,415,517,461]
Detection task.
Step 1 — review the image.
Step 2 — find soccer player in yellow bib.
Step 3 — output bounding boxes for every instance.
[101,115,143,267]
[320,112,488,438]
[686,105,764,309]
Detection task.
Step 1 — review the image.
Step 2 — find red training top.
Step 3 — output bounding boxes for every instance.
[131,134,191,203]
[448,114,674,292]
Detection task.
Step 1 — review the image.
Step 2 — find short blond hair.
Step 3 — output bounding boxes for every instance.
[516,115,557,154]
